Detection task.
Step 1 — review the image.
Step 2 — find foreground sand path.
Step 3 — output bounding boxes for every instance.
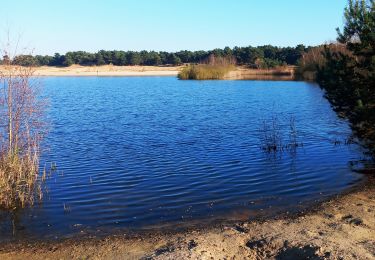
[1,182,374,259]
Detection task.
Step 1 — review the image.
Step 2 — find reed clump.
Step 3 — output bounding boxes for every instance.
[0,153,45,209]
[178,64,235,80]
[0,43,48,210]
[178,54,236,80]
[260,115,303,153]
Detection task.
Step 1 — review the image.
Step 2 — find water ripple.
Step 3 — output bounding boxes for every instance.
[0,77,368,241]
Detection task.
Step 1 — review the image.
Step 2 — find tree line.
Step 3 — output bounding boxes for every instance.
[1,45,309,68]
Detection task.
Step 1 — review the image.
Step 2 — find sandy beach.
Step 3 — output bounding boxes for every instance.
[0,65,182,77]
[0,65,297,80]
[1,179,374,260]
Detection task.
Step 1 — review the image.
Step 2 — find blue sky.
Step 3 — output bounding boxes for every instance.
[1,0,348,55]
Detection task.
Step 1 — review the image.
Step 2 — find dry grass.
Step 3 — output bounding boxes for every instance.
[224,66,295,80]
[178,54,236,80]
[178,64,235,80]
[0,46,48,210]
[0,153,45,209]
[295,43,351,81]
[242,67,294,76]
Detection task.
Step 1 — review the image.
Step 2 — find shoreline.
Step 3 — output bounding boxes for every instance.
[33,65,181,77]
[1,178,374,259]
[0,65,182,77]
[0,65,297,80]
[224,66,296,80]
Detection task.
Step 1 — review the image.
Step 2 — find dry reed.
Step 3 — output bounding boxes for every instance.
[178,54,236,80]
[0,39,48,210]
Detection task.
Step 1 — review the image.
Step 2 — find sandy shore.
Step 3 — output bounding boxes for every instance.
[1,65,182,77]
[1,180,374,259]
[1,65,297,79]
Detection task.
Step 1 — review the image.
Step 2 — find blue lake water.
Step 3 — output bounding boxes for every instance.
[0,77,368,241]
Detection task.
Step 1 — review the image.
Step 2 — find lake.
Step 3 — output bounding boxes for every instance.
[0,77,368,241]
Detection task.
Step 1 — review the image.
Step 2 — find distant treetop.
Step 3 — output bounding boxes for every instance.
[2,45,309,68]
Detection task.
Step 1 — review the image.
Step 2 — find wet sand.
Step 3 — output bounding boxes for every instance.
[1,180,374,259]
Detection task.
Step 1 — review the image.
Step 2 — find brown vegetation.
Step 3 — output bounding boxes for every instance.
[296,43,352,81]
[225,66,295,80]
[178,54,236,80]
[0,44,48,209]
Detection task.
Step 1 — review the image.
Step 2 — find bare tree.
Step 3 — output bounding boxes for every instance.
[0,33,48,209]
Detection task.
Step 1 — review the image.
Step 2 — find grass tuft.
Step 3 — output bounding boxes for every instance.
[178,64,235,80]
[0,153,45,209]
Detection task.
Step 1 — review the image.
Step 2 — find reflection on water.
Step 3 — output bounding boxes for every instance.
[226,75,295,81]
[0,77,370,241]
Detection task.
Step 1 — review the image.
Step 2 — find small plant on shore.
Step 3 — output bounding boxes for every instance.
[178,54,236,80]
[0,37,48,210]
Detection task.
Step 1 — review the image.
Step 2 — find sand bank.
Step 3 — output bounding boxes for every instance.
[1,65,297,80]
[1,180,374,259]
[0,65,181,77]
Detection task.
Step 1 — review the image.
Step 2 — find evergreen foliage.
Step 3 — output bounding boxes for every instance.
[317,0,375,153]
[3,45,307,68]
